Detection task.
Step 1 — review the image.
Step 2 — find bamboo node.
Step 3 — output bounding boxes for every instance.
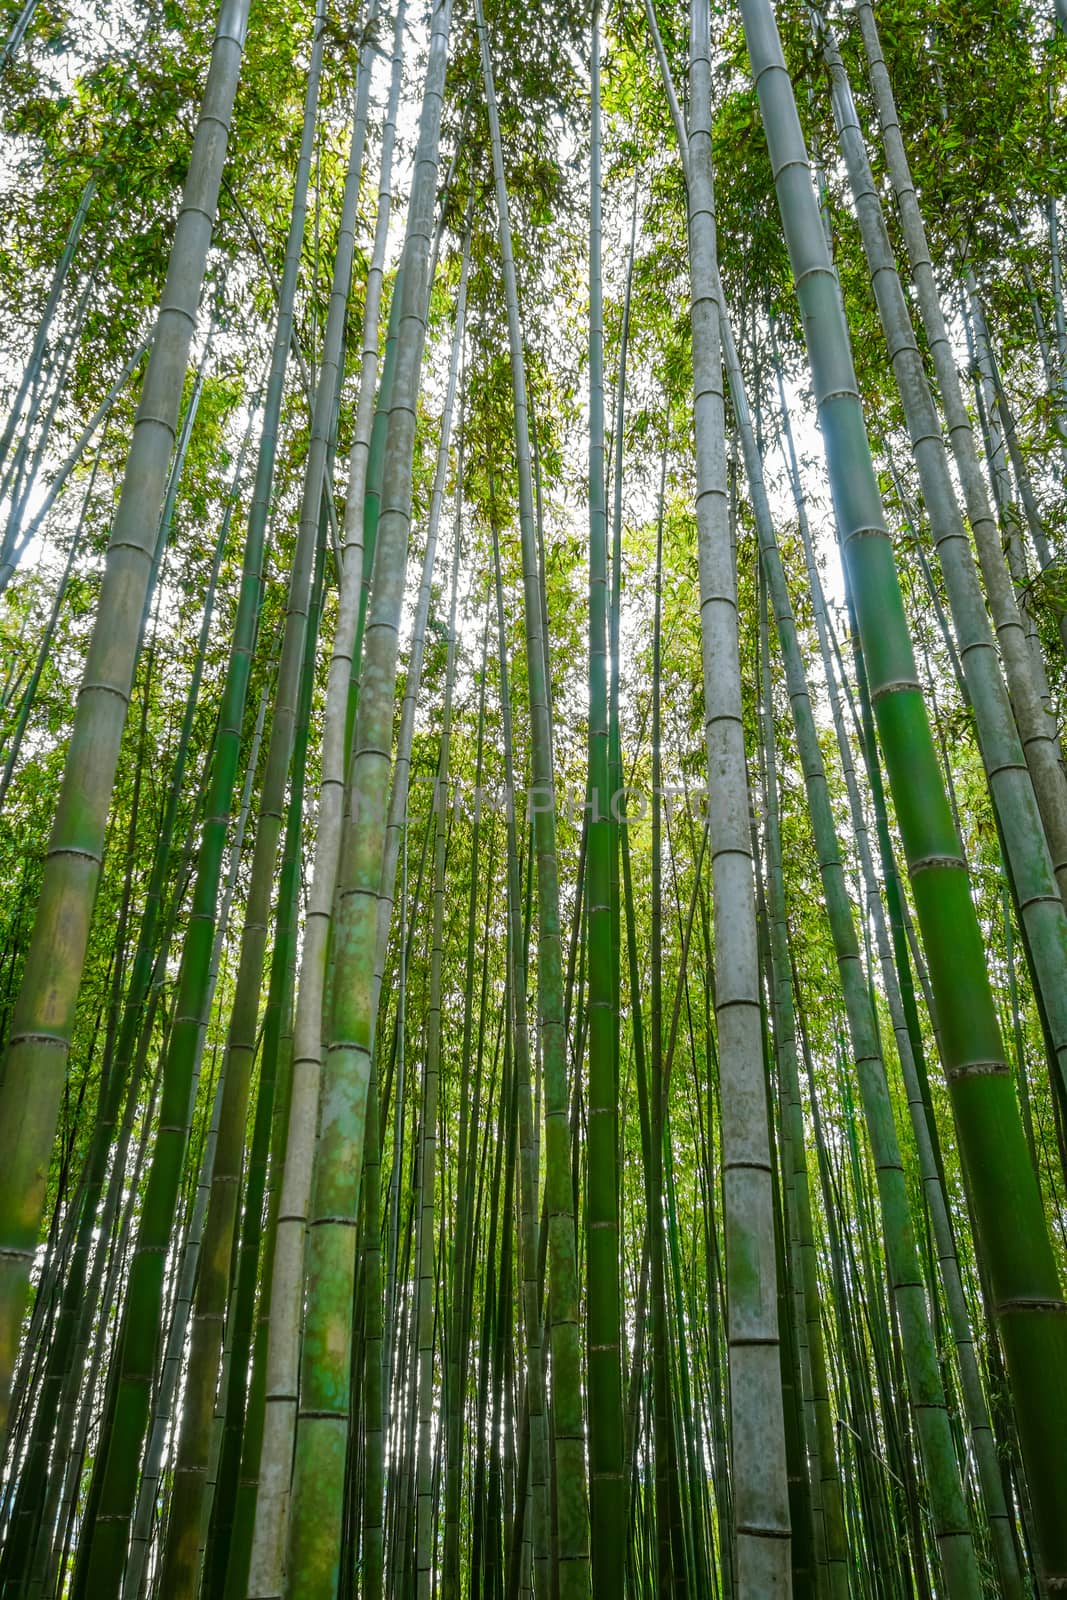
[78,680,132,704]
[771,156,813,186]
[1016,892,1064,913]
[870,677,921,702]
[45,845,103,866]
[997,1296,1067,1315]
[945,1059,1010,1081]
[909,852,966,875]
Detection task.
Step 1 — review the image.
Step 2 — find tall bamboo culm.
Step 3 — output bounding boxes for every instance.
[585,14,625,1593]
[282,4,453,1592]
[687,0,791,1589]
[738,0,1067,1583]
[0,0,249,1428]
[154,26,378,1595]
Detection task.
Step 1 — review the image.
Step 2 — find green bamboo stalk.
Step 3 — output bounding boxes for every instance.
[0,172,97,516]
[0,0,249,1428]
[70,25,331,1598]
[359,1075,387,1600]
[772,331,1021,1589]
[757,623,847,1600]
[0,475,113,1516]
[851,0,1067,913]
[816,14,1067,1125]
[284,5,453,1588]
[208,540,334,1595]
[585,16,625,1590]
[1,259,110,566]
[662,813,717,1600]
[472,4,590,1590]
[124,1044,231,1599]
[0,417,247,1595]
[663,1108,705,1593]
[0,442,101,809]
[73,661,267,1598]
[211,43,398,1523]
[641,439,674,1598]
[1049,197,1067,434]
[49,1042,171,1588]
[124,683,268,1600]
[17,321,201,1592]
[0,333,150,600]
[341,44,409,1600]
[739,0,1067,1581]
[807,1021,908,1600]
[217,680,307,1600]
[962,297,1060,759]
[248,248,407,1600]
[961,269,1067,664]
[370,235,469,1059]
[491,516,551,1600]
[370,248,469,1600]
[442,591,489,1600]
[344,0,408,675]
[198,526,323,1600]
[254,226,465,1600]
[0,738,140,1584]
[742,371,985,1587]
[487,1091,518,1597]
[469,1001,511,1600]
[686,1,791,1587]
[751,790,821,1600]
[157,28,375,1591]
[30,791,206,1597]
[737,353,981,1591]
[830,578,1026,1596]
[1002,876,1040,1168]
[413,466,463,1600]
[687,927,734,1600]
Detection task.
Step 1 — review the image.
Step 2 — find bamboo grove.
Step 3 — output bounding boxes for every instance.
[0,0,1065,1591]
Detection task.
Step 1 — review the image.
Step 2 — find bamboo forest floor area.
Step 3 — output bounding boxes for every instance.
[1,0,1066,1594]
